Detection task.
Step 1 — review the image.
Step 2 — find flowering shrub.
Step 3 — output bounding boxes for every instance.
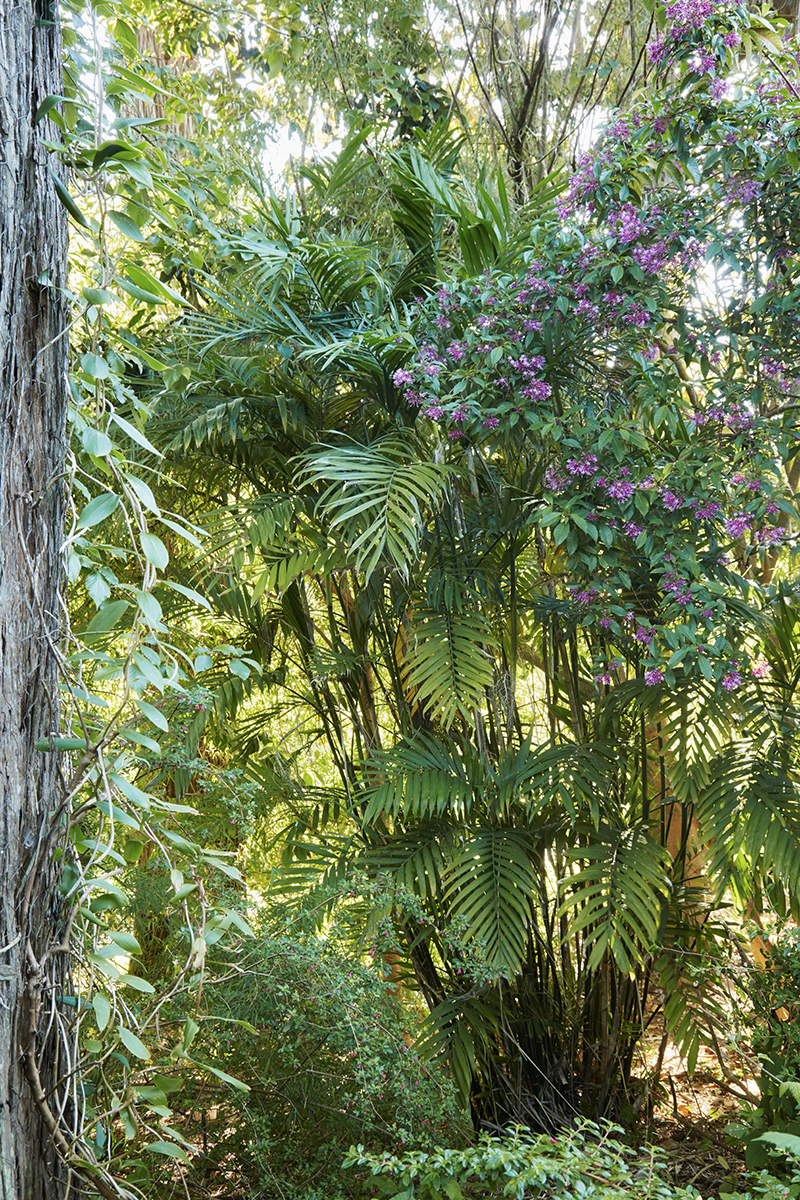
[393,0,799,696]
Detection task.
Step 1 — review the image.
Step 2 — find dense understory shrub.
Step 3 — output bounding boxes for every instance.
[183,913,468,1197]
[727,927,800,1170]
[345,1119,800,1200]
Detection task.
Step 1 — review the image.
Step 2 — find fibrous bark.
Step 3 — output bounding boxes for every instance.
[0,0,69,1193]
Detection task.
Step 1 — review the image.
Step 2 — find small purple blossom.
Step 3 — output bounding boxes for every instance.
[607,479,635,501]
[566,453,598,478]
[751,659,770,679]
[725,512,752,539]
[645,668,665,686]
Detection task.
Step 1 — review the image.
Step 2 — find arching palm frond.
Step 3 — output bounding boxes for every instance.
[445,827,536,974]
[404,607,496,729]
[561,824,672,975]
[360,733,475,823]
[696,746,800,908]
[363,821,454,900]
[297,436,456,578]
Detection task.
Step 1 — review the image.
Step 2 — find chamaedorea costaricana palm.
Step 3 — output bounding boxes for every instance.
[156,0,800,1129]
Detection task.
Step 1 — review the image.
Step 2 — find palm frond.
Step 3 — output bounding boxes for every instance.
[561,825,671,975]
[696,746,800,905]
[404,606,496,729]
[364,821,453,899]
[445,827,536,973]
[360,733,474,824]
[297,435,456,578]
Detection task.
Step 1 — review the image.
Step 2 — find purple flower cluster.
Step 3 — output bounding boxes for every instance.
[631,242,670,274]
[664,0,716,29]
[647,35,669,65]
[722,663,743,690]
[661,490,684,512]
[694,500,721,520]
[663,573,693,606]
[544,465,568,493]
[691,50,716,74]
[725,512,752,539]
[607,479,635,501]
[611,203,651,245]
[725,176,761,205]
[645,668,665,686]
[566,453,598,478]
[761,357,790,390]
[556,149,610,218]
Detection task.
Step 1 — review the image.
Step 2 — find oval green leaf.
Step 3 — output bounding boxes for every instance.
[93,993,111,1032]
[108,211,146,242]
[118,1025,150,1060]
[77,492,119,528]
[140,532,168,570]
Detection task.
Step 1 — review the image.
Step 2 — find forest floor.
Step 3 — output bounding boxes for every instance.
[637,1040,760,1198]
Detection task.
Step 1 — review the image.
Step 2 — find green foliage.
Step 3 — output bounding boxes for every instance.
[183,913,468,1197]
[40,0,800,1188]
[728,926,800,1170]
[345,1120,705,1200]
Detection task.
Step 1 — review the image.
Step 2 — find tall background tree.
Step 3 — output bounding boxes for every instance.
[0,0,69,1193]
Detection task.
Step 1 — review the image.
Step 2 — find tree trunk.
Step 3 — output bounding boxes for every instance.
[0,0,69,1193]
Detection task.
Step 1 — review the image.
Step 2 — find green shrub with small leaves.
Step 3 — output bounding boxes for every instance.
[726,927,800,1171]
[184,909,469,1198]
[345,1119,800,1200]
